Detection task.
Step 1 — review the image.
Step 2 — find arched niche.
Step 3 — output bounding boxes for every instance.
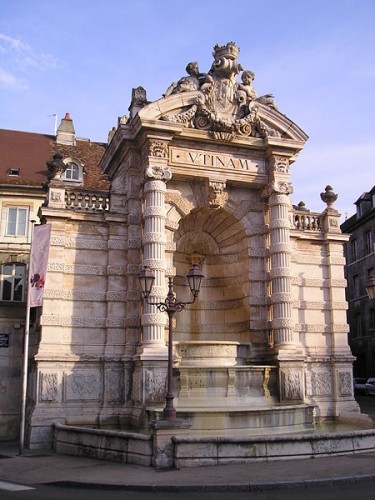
[170,207,251,344]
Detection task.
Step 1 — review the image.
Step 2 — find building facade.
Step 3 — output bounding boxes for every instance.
[341,187,375,377]
[1,43,360,451]
[0,116,108,440]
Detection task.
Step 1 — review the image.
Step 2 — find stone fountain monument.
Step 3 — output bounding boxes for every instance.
[29,42,370,467]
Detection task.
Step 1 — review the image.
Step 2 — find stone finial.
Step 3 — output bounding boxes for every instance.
[128,86,147,119]
[297,201,308,211]
[320,185,338,208]
[46,153,66,181]
[107,126,116,144]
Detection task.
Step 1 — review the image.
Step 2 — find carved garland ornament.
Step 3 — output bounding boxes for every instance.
[305,371,332,396]
[281,370,303,400]
[41,315,126,328]
[40,373,58,401]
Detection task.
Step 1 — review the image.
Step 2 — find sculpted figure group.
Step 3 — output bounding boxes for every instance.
[163,59,278,111]
[161,42,279,138]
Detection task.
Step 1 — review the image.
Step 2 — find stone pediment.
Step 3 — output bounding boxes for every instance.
[138,42,308,144]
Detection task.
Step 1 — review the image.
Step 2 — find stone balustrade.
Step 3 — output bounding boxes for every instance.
[65,190,109,211]
[291,210,323,231]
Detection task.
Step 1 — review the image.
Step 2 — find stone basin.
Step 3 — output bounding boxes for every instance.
[176,340,240,367]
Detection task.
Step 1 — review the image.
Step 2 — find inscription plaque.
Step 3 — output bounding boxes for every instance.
[0,334,10,347]
[170,147,265,174]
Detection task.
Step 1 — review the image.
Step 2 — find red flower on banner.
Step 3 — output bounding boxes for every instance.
[30,273,45,290]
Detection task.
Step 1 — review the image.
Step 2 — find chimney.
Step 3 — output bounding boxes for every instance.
[56,112,76,145]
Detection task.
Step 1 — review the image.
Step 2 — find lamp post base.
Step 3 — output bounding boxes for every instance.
[163,394,176,420]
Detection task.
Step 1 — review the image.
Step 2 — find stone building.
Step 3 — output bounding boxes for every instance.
[0,116,108,439]
[341,186,375,377]
[1,43,360,456]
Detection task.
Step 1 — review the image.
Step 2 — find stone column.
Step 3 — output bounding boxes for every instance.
[139,164,172,358]
[321,187,359,415]
[268,189,296,350]
[264,156,304,404]
[124,170,143,358]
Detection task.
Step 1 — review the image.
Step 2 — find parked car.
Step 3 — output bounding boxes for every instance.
[354,378,368,395]
[365,378,375,396]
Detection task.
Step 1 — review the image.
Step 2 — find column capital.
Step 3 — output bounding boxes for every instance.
[146,165,172,181]
[268,154,291,174]
[261,180,293,200]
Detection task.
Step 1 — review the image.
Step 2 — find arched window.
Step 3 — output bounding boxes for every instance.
[61,158,84,184]
[1,263,26,301]
[64,162,80,181]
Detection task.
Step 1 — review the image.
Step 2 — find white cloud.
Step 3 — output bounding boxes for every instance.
[0,33,60,76]
[0,33,31,51]
[0,66,28,89]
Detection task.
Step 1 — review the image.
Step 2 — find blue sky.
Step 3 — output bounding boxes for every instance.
[1,0,374,220]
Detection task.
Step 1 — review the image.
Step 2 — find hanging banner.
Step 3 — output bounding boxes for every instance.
[29,224,51,308]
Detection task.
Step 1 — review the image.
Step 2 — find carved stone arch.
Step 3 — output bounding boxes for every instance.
[222,197,244,221]
[165,204,181,230]
[168,205,268,355]
[138,91,308,142]
[254,103,308,142]
[165,191,196,218]
[176,230,220,256]
[138,91,199,122]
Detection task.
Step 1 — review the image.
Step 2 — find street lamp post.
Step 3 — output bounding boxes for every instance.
[138,264,204,420]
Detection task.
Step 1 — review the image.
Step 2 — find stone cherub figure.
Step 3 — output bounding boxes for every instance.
[236,70,257,103]
[236,69,278,110]
[163,62,201,97]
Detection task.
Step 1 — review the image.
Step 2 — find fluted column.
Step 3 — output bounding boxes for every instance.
[264,168,303,404]
[263,153,297,353]
[269,191,296,349]
[139,165,172,356]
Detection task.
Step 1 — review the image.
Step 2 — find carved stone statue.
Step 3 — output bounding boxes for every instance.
[163,62,201,97]
[161,42,280,139]
[236,70,257,102]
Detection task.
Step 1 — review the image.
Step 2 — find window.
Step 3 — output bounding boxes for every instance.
[61,159,83,183]
[6,207,28,236]
[365,230,373,254]
[353,274,359,297]
[371,309,375,331]
[351,239,358,261]
[355,312,362,337]
[1,263,26,301]
[64,162,80,181]
[8,168,20,176]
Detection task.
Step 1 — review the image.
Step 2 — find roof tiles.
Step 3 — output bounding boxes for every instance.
[0,129,109,192]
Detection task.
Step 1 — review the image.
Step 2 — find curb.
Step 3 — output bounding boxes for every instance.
[43,474,375,492]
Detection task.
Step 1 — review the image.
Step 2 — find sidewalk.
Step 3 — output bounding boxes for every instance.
[1,441,375,492]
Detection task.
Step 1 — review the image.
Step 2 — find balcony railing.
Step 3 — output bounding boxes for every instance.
[291,210,323,231]
[65,190,110,212]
